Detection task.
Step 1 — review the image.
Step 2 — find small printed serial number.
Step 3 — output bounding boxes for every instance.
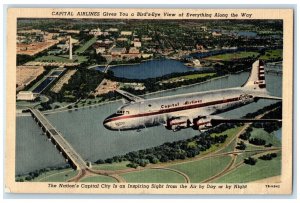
[265,184,280,188]
[115,122,125,126]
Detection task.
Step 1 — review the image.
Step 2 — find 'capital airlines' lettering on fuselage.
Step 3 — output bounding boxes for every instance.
[161,99,203,109]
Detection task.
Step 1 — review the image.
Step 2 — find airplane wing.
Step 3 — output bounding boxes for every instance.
[210,118,282,126]
[255,95,282,100]
[115,89,144,103]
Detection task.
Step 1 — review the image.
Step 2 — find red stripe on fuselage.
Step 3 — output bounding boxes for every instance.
[104,96,241,123]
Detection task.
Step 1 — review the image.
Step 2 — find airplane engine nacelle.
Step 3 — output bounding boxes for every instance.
[192,117,212,130]
[166,116,191,131]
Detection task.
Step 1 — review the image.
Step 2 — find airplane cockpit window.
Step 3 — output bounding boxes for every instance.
[116,110,130,115]
[116,110,124,115]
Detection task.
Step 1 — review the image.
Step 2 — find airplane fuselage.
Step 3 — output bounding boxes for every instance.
[103,87,257,131]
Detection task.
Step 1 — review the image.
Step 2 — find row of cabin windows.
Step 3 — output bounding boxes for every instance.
[117,104,153,115]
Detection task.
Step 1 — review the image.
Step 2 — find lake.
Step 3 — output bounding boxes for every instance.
[96,59,210,79]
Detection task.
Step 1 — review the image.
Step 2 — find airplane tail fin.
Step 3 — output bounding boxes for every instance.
[242,60,266,90]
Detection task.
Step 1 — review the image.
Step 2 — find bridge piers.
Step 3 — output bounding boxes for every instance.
[29,108,88,171]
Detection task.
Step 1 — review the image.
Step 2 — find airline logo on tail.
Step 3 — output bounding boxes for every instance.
[243,60,266,89]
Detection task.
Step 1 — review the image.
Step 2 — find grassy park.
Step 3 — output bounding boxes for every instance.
[34,55,88,63]
[35,169,79,182]
[92,161,130,170]
[259,49,282,61]
[165,73,216,83]
[75,37,97,54]
[204,51,260,61]
[213,153,281,183]
[80,175,117,183]
[170,156,232,183]
[121,169,186,183]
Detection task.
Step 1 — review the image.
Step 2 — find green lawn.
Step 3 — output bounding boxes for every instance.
[235,151,261,165]
[120,169,186,183]
[204,51,260,61]
[213,153,281,183]
[35,55,87,63]
[75,37,97,54]
[38,169,79,182]
[92,161,130,170]
[167,73,216,82]
[218,138,237,154]
[80,175,117,183]
[259,49,282,61]
[169,156,232,183]
[208,126,244,154]
[32,169,72,182]
[249,128,281,147]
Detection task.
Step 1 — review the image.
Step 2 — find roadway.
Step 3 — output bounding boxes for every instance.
[30,108,87,170]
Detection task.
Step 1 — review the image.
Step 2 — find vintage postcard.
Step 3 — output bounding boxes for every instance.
[5,8,293,194]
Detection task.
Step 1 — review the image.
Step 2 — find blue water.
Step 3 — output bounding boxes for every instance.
[50,71,63,76]
[32,77,55,93]
[97,59,204,79]
[237,31,257,37]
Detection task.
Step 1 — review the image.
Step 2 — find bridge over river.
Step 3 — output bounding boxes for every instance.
[29,108,88,170]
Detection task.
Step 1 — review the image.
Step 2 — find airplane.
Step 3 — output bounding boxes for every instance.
[103,60,282,132]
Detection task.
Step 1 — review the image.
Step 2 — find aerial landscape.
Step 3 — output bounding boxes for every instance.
[15,18,283,184]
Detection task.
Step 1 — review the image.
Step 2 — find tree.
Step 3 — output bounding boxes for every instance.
[244,157,257,165]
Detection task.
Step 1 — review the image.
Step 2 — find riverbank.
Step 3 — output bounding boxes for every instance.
[87,58,155,70]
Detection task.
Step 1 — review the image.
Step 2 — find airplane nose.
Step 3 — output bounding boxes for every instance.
[103,119,112,130]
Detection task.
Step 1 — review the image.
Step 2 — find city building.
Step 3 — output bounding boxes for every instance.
[212,31,222,36]
[59,29,80,34]
[106,28,119,32]
[129,47,140,54]
[17,91,38,101]
[142,53,153,59]
[133,41,142,47]
[89,28,102,36]
[120,31,132,36]
[110,47,126,55]
[96,47,106,54]
[201,26,208,31]
[142,37,152,41]
[69,36,72,60]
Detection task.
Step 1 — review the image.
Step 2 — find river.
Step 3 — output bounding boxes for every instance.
[15,63,282,175]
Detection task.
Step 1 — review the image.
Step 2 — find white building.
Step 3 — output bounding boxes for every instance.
[192,59,201,67]
[212,31,222,37]
[129,47,140,54]
[96,47,106,54]
[133,41,142,47]
[17,91,38,101]
[110,47,126,55]
[120,31,132,36]
[142,37,152,41]
[107,28,119,32]
[89,28,103,36]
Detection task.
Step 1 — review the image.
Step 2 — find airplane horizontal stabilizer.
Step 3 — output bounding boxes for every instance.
[210,118,282,126]
[115,89,144,103]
